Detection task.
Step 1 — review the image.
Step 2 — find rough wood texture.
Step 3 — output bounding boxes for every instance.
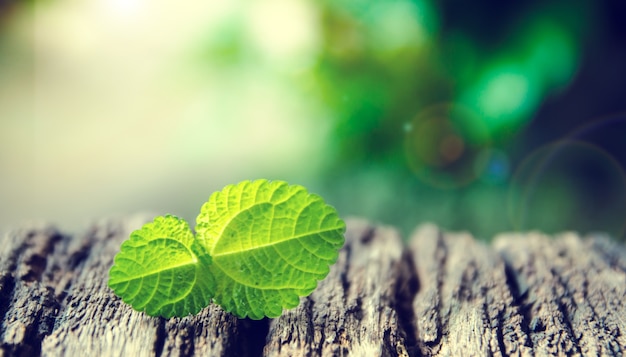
[264,219,415,356]
[1,216,625,356]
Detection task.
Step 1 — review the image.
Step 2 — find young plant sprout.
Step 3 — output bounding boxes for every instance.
[108,179,346,319]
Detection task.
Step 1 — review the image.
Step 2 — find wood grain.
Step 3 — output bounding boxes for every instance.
[1,216,624,356]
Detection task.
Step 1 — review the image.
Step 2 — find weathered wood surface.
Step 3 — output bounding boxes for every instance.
[1,216,625,356]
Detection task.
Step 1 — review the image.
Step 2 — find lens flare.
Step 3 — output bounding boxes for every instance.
[508,140,626,239]
[404,103,490,189]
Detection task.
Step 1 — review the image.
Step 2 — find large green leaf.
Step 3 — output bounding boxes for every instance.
[196,180,345,319]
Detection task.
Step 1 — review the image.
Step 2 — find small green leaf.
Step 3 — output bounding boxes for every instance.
[108,215,215,318]
[109,180,345,319]
[196,179,345,319]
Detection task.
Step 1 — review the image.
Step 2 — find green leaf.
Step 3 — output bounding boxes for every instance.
[108,180,345,320]
[108,215,215,318]
[196,179,346,320]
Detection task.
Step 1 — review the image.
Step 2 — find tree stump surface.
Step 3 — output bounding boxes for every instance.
[1,216,625,356]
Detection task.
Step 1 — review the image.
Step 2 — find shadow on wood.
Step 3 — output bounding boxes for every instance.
[1,217,625,356]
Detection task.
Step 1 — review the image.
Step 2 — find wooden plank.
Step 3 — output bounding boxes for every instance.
[1,217,625,356]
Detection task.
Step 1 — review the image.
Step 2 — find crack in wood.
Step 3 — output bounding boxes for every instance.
[154,317,167,357]
[395,250,420,357]
[237,318,270,357]
[0,273,16,340]
[339,240,353,300]
[501,259,535,354]
[548,266,582,354]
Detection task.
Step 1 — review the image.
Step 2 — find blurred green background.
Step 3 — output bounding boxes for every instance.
[1,0,625,241]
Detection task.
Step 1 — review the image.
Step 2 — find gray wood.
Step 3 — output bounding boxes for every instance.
[1,216,265,357]
[264,218,414,357]
[1,216,625,356]
[408,224,533,356]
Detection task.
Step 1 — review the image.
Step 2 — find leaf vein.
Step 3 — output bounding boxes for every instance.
[213,225,343,257]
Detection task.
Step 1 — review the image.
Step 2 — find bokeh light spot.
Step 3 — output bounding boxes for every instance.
[245,0,320,69]
[365,0,437,51]
[474,149,510,184]
[478,70,530,119]
[524,19,578,92]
